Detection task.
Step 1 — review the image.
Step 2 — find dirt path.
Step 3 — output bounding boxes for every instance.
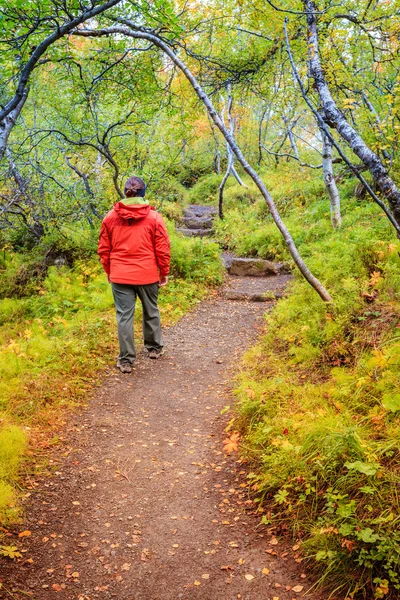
[2,275,322,600]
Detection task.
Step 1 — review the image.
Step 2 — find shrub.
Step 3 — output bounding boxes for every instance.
[215,163,400,598]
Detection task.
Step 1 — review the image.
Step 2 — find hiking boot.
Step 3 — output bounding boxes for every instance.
[116,359,133,373]
[147,347,165,360]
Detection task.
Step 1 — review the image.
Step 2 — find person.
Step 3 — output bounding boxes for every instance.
[98,176,171,373]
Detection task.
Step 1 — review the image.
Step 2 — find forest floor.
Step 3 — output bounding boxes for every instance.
[1,273,324,600]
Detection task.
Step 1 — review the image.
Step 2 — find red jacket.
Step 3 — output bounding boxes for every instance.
[98,203,171,285]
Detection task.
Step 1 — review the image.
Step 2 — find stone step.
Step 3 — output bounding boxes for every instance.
[223,256,290,277]
[176,228,214,238]
[221,290,284,302]
[180,216,213,230]
[183,204,217,218]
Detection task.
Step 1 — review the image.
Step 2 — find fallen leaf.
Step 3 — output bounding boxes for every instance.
[18,530,32,538]
[194,580,201,586]
[269,537,279,545]
[245,574,254,581]
[292,585,304,593]
[201,574,209,580]
[121,563,131,571]
[52,584,63,592]
[223,431,241,454]
[141,548,151,561]
[262,567,270,575]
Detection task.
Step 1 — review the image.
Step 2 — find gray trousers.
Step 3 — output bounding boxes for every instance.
[111,282,163,364]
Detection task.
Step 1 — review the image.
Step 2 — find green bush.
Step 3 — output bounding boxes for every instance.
[215,163,400,598]
[0,425,26,525]
[188,173,232,205]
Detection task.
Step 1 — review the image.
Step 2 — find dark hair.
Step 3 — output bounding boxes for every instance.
[124,176,146,198]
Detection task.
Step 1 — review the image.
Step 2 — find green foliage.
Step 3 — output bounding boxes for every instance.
[0,224,222,530]
[168,224,223,284]
[0,426,26,525]
[218,165,400,598]
[188,173,231,205]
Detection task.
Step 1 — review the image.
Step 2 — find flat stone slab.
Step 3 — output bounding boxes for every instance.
[181,216,213,230]
[176,227,213,238]
[184,204,217,218]
[222,274,292,301]
[223,256,288,277]
[222,291,277,302]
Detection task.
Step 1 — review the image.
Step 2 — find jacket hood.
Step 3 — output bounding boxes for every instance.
[114,202,152,221]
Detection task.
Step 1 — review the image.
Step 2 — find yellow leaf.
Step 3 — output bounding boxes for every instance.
[245,574,254,581]
[262,568,270,575]
[194,580,201,586]
[18,530,32,538]
[223,431,241,454]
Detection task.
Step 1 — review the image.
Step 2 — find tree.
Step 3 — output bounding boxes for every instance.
[0,0,123,158]
[74,23,332,302]
[302,0,400,227]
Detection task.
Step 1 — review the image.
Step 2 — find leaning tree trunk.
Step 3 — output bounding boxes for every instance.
[0,90,29,161]
[218,88,248,219]
[303,0,400,226]
[74,25,332,302]
[218,149,233,220]
[322,132,341,228]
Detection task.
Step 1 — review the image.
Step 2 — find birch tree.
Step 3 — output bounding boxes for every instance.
[0,0,123,159]
[303,0,400,227]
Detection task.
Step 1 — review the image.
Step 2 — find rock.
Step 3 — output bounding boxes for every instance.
[183,205,217,218]
[222,291,277,302]
[225,257,279,277]
[180,216,214,230]
[176,228,213,238]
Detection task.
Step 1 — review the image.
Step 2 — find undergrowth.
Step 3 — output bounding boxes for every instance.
[0,221,223,528]
[212,165,400,599]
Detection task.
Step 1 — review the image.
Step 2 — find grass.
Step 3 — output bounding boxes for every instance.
[209,164,400,599]
[0,224,223,529]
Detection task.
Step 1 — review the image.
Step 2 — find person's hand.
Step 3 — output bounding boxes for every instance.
[159,275,168,287]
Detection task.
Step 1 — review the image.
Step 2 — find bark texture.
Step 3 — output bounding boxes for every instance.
[304,0,400,226]
[0,90,29,161]
[0,0,122,151]
[322,132,341,228]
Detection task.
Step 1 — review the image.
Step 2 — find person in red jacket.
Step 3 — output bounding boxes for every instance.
[98,176,171,373]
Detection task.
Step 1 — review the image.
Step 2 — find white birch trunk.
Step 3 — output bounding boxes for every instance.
[304,0,400,226]
[0,90,29,161]
[322,133,341,228]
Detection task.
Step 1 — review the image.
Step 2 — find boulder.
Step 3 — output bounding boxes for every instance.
[181,216,214,230]
[183,205,217,218]
[224,257,279,277]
